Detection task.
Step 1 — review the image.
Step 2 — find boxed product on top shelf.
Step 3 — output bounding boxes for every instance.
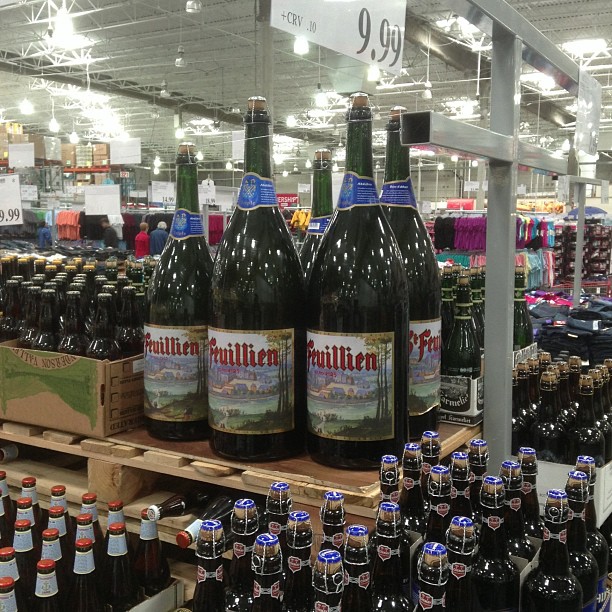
[28,135,61,161]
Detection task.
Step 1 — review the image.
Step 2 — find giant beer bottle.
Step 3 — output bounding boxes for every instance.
[381,106,441,440]
[145,142,213,440]
[209,96,305,460]
[307,101,408,466]
[300,149,333,281]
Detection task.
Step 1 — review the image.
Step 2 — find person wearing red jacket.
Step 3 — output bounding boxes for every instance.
[135,222,150,258]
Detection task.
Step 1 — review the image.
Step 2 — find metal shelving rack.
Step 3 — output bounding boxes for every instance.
[400,0,593,469]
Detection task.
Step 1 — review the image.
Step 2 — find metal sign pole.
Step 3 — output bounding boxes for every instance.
[573,182,587,308]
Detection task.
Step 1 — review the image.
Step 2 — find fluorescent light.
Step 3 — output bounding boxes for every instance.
[422,88,433,100]
[48,117,60,133]
[315,91,328,108]
[471,160,479,168]
[185,0,202,13]
[561,138,571,152]
[286,115,297,128]
[305,159,312,169]
[282,170,289,178]
[367,65,381,82]
[69,131,79,144]
[438,162,445,171]
[273,152,285,165]
[520,72,556,93]
[175,56,186,68]
[451,155,459,163]
[153,156,161,168]
[196,150,204,161]
[294,36,309,55]
[175,127,185,139]
[153,167,160,175]
[19,99,34,115]
[225,160,233,170]
[562,38,608,57]
[54,5,74,39]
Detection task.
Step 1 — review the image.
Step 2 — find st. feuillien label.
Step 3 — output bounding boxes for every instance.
[144,324,208,422]
[306,330,395,441]
[208,328,295,435]
[306,215,331,235]
[408,319,441,417]
[380,177,418,208]
[337,172,379,210]
[237,172,278,210]
[169,209,205,240]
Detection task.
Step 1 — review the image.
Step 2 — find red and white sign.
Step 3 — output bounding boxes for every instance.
[447,198,475,210]
[277,193,299,209]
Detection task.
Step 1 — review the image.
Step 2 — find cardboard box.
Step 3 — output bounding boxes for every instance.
[92,143,109,156]
[0,341,144,437]
[28,135,61,160]
[8,134,29,145]
[0,122,23,135]
[129,580,184,611]
[61,143,76,167]
[440,375,484,426]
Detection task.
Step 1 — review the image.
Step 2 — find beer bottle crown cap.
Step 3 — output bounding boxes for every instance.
[288,510,310,524]
[315,149,332,161]
[48,507,64,517]
[469,438,488,451]
[557,361,570,374]
[430,465,450,481]
[349,92,369,108]
[567,469,588,484]
[569,355,582,365]
[500,460,521,478]
[42,529,59,540]
[317,549,342,566]
[451,451,468,465]
[14,520,31,531]
[50,486,65,496]
[346,524,368,538]
[37,559,55,572]
[0,548,15,559]
[233,498,256,520]
[575,456,596,480]
[324,491,344,502]
[422,430,440,440]
[287,511,312,534]
[449,516,474,539]
[200,519,222,532]
[541,371,556,384]
[76,513,93,525]
[108,523,125,534]
[404,442,422,457]
[381,454,398,466]
[254,533,280,558]
[389,105,407,121]
[0,577,14,590]
[604,358,612,368]
[247,96,267,111]
[75,538,93,551]
[518,446,536,458]
[108,500,123,511]
[21,477,35,487]
[423,542,446,559]
[580,374,593,389]
[16,498,32,508]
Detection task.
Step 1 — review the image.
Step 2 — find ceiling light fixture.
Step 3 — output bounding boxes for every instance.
[160,80,171,98]
[153,155,161,168]
[367,65,381,82]
[69,131,79,144]
[561,138,571,152]
[175,127,185,139]
[48,117,60,133]
[438,162,445,171]
[471,160,479,168]
[20,99,34,115]
[153,167,160,175]
[562,38,608,57]
[175,45,186,68]
[185,0,203,13]
[451,154,459,163]
[282,170,289,178]
[315,86,328,108]
[225,160,233,170]
[305,159,312,169]
[196,150,204,161]
[422,30,433,100]
[294,36,309,56]
[286,115,297,128]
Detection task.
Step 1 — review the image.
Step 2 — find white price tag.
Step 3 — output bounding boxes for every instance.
[198,181,216,207]
[421,200,432,214]
[84,184,121,215]
[151,181,176,207]
[270,0,406,75]
[464,181,480,192]
[20,185,38,201]
[601,180,609,205]
[0,175,23,226]
[298,183,310,194]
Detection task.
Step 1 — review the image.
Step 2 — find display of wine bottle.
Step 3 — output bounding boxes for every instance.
[41,527,70,603]
[13,518,37,609]
[440,267,455,350]
[209,97,305,460]
[420,430,441,509]
[86,293,121,360]
[133,509,170,597]
[380,454,401,504]
[590,368,612,463]
[69,537,102,612]
[147,490,211,522]
[470,267,485,350]
[513,266,534,350]
[306,92,409,468]
[398,442,427,538]
[192,520,225,612]
[0,546,28,610]
[522,489,583,611]
[319,491,345,553]
[341,524,372,611]
[449,451,473,522]
[0,576,18,612]
[282,510,313,612]
[145,142,213,441]
[301,149,333,281]
[381,106,441,440]
[46,506,74,573]
[175,495,234,549]
[266,482,292,564]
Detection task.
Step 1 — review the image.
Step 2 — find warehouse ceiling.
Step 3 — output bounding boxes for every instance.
[0,0,611,168]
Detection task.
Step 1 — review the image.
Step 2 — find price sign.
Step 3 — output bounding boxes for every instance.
[151,181,176,207]
[464,181,480,192]
[271,0,406,75]
[20,185,38,201]
[575,69,601,156]
[199,181,216,208]
[0,175,23,226]
[110,138,142,165]
[298,183,310,193]
[8,143,35,168]
[84,184,121,215]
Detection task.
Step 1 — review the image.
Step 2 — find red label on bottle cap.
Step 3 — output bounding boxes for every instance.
[510,497,522,511]
[233,542,246,558]
[435,503,449,517]
[403,477,415,490]
[269,522,281,535]
[333,533,344,548]
[378,545,391,561]
[288,556,301,573]
[451,562,467,579]
[419,591,434,610]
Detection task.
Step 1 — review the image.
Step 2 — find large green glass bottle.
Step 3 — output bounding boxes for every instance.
[513,266,533,351]
[209,96,305,461]
[381,106,441,440]
[300,149,333,281]
[144,143,213,441]
[306,92,409,468]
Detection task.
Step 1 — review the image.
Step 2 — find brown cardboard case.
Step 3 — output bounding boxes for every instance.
[0,341,144,437]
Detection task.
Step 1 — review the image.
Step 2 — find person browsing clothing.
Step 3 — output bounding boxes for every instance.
[37,221,52,249]
[135,222,150,258]
[100,217,118,248]
[149,221,169,255]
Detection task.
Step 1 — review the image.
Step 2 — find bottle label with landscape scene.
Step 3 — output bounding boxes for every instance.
[306,330,395,441]
[169,209,205,240]
[408,319,441,416]
[380,177,418,208]
[237,173,278,210]
[207,328,295,434]
[143,324,208,422]
[337,172,379,209]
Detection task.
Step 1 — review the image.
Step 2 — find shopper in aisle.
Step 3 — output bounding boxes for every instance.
[100,218,118,248]
[37,221,51,249]
[134,222,150,258]
[149,221,168,255]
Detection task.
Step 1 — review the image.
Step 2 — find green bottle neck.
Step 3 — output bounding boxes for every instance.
[345,107,373,177]
[244,115,272,179]
[383,121,409,183]
[175,159,199,213]
[312,160,333,218]
[454,286,473,319]
[514,275,526,300]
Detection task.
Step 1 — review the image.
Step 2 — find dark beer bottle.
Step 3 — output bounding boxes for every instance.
[0,547,27,610]
[86,293,121,360]
[266,482,292,563]
[13,518,37,609]
[147,490,211,523]
[528,357,541,406]
[175,495,234,549]
[105,501,127,550]
[20,477,42,534]
[282,510,313,612]
[312,549,344,611]
[445,515,475,611]
[57,291,87,356]
[531,371,568,463]
[471,476,520,611]
[145,143,213,441]
[301,148,333,281]
[449,451,473,523]
[539,351,552,377]
[306,92,409,468]
[342,524,372,611]
[515,362,536,448]
[569,356,583,402]
[34,558,61,611]
[115,286,143,357]
[557,361,578,429]
[518,447,544,539]
[565,470,598,611]
[41,527,70,601]
[441,267,455,349]
[0,280,21,341]
[468,438,489,526]
[69,538,102,612]
[0,576,18,612]
[31,288,59,351]
[381,106,441,439]
[192,520,225,612]
[420,430,441,510]
[414,542,448,612]
[18,285,41,348]
[46,506,74,572]
[568,375,606,467]
[0,496,9,550]
[251,533,283,612]
[75,512,103,572]
[399,442,427,538]
[101,522,138,611]
[226,499,258,612]
[575,455,609,608]
[371,502,411,611]
[499,460,536,561]
[513,366,533,453]
[522,489,583,611]
[513,266,533,350]
[15,497,41,553]
[470,267,485,349]
[319,491,346,553]
[380,454,401,504]
[133,509,170,596]
[589,368,612,462]
[210,97,305,460]
[0,474,12,543]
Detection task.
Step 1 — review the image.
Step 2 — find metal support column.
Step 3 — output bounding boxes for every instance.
[483,24,522,469]
[573,182,587,308]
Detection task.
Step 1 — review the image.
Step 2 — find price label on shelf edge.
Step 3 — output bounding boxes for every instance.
[270,0,406,76]
[0,175,23,226]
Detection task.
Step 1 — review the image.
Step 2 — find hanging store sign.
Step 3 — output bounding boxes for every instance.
[84,184,121,216]
[270,0,406,75]
[0,175,23,226]
[151,181,176,207]
[110,138,142,165]
[199,181,217,208]
[575,69,602,156]
[8,143,35,168]
[277,193,299,209]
